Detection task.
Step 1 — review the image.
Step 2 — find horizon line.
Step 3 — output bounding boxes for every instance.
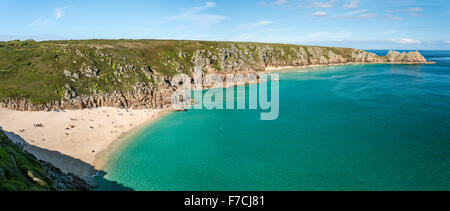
[1,38,448,51]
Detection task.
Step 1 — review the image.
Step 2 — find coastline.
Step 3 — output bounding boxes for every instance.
[0,107,167,178]
[264,61,435,72]
[0,61,435,181]
[93,109,171,171]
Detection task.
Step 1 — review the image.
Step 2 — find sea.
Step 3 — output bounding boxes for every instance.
[96,50,450,191]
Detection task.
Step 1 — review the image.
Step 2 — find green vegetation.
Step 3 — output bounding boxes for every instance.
[0,130,55,191]
[1,130,92,191]
[0,39,355,106]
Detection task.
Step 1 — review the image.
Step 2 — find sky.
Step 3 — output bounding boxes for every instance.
[1,0,449,49]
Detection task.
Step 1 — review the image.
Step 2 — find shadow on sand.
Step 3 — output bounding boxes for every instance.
[0,126,134,191]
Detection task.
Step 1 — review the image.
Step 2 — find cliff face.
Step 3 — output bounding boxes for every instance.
[385,50,428,63]
[0,130,92,191]
[0,40,430,111]
[350,50,428,63]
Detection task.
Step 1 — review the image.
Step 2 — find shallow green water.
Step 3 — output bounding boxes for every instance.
[98,54,450,191]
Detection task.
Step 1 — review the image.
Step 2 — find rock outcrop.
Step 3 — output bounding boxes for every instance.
[385,50,428,63]
[0,40,431,111]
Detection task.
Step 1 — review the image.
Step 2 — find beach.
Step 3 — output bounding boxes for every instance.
[265,61,435,72]
[96,58,450,191]
[0,63,433,180]
[0,65,295,179]
[0,107,165,177]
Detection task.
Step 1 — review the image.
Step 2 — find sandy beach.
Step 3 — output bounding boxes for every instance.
[265,62,436,72]
[0,63,431,180]
[0,65,342,179]
[0,107,165,177]
[265,63,371,72]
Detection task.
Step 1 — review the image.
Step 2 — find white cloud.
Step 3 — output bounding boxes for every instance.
[343,0,360,9]
[55,6,72,19]
[313,11,328,17]
[444,41,450,44]
[172,2,217,19]
[357,13,377,19]
[346,9,367,15]
[387,8,424,13]
[241,20,275,29]
[386,15,404,21]
[31,6,71,28]
[170,2,229,27]
[396,38,421,44]
[336,9,377,19]
[55,9,63,19]
[257,0,288,6]
[406,8,424,17]
[312,0,336,8]
[404,8,424,12]
[272,0,287,5]
[386,7,424,17]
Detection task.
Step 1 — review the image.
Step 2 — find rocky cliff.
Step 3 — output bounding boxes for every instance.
[0,130,92,191]
[0,40,431,111]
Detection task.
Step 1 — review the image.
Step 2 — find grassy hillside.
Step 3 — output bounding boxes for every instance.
[0,130,91,191]
[0,130,59,190]
[0,39,355,106]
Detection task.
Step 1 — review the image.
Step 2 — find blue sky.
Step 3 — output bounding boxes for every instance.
[1,0,449,49]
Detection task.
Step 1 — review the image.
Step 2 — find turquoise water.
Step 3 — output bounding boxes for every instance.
[98,51,450,191]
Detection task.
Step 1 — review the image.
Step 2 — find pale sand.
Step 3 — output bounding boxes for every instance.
[265,62,435,72]
[0,107,166,177]
[0,63,429,179]
[265,63,366,72]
